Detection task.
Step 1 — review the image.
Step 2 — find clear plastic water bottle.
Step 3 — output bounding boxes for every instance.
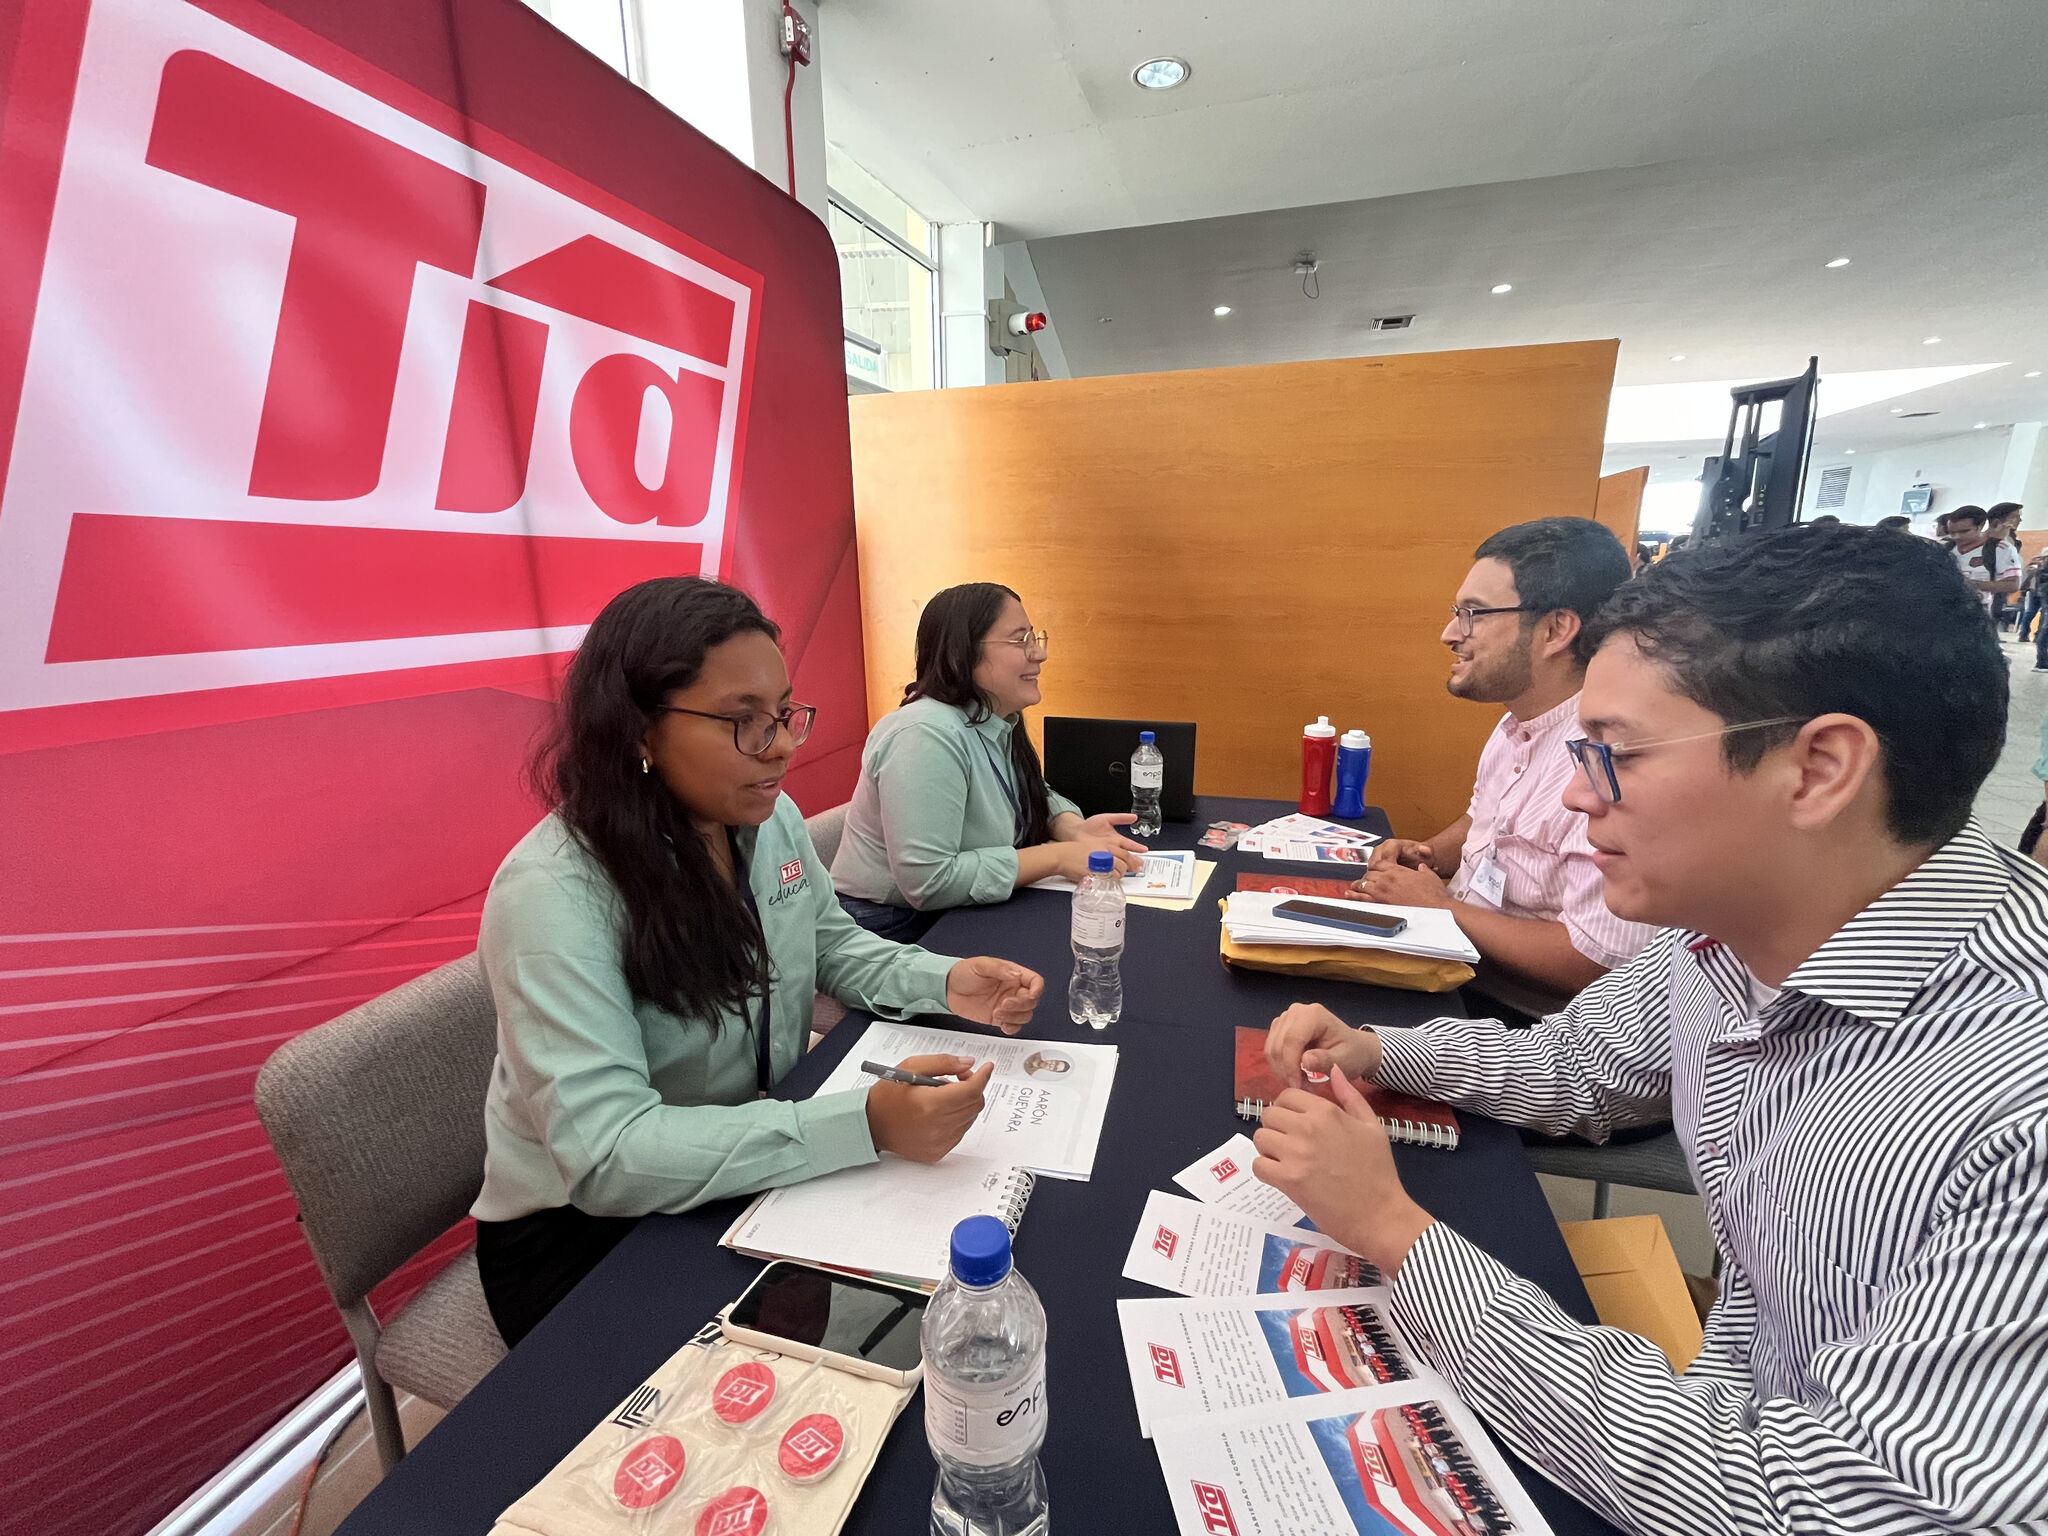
[1129,730,1164,838]
[1068,850,1125,1028]
[925,1216,1049,1536]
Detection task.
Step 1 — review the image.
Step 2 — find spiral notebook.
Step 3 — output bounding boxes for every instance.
[719,1154,1035,1289]
[1234,1026,1460,1150]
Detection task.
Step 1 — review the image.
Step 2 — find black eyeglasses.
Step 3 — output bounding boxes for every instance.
[1566,717,1808,803]
[657,704,817,757]
[1449,603,1540,638]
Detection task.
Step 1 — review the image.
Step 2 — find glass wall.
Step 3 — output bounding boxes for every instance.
[827,145,936,392]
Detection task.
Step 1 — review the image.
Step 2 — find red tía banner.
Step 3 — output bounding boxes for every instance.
[0,0,868,1531]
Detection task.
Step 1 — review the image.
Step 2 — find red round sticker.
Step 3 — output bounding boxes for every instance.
[711,1362,778,1424]
[694,1485,770,1536]
[776,1413,846,1482]
[611,1434,686,1509]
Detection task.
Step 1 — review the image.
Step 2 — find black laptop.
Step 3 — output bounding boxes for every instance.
[1042,717,1198,824]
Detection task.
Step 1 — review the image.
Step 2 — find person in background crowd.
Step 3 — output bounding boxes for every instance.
[470,577,1045,1345]
[1351,518,1655,1016]
[1256,523,2048,1536]
[1947,505,2019,614]
[1934,510,1957,543]
[1987,503,2025,630]
[1875,514,1912,533]
[831,582,1143,940]
[2017,547,2048,654]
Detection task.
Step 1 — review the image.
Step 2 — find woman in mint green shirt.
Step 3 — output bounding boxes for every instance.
[472,577,1045,1345]
[832,582,1147,939]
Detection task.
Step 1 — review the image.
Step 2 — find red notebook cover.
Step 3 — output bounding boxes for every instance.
[1235,872,1369,901]
[1234,1026,1460,1150]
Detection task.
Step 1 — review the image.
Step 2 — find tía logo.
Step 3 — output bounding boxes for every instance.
[711,1362,777,1424]
[1152,1225,1180,1259]
[0,0,761,716]
[1283,1247,1316,1290]
[1358,1442,1393,1485]
[1210,1156,1239,1183]
[695,1486,769,1536]
[1149,1342,1184,1387]
[1191,1481,1241,1535]
[611,1435,686,1509]
[779,858,804,885]
[1297,1322,1326,1363]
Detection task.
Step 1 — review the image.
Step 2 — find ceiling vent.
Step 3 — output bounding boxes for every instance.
[1370,314,1414,331]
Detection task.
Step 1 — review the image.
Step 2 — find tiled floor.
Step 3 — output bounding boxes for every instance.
[1971,631,2048,848]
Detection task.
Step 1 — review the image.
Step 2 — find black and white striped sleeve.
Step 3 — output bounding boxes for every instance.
[1387,1117,2048,1536]
[1371,931,1680,1141]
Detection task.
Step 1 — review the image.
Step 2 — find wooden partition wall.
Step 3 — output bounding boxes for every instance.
[1596,466,1649,556]
[847,342,1618,835]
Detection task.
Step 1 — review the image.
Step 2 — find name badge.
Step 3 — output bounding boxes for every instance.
[1469,853,1507,907]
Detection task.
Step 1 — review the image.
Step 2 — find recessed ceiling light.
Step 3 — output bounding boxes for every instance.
[1845,449,1856,455]
[1132,56,1191,89]
[1975,421,1989,429]
[1890,407,1905,414]
[1212,305,1231,317]
[1490,283,1513,295]
[2029,370,2043,378]
[1825,257,1852,268]
[1923,336,1942,345]
[1670,353,1686,362]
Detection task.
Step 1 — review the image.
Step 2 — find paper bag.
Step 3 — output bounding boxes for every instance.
[1218,923,1473,993]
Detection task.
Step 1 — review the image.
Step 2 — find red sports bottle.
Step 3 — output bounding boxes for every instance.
[1299,715,1337,815]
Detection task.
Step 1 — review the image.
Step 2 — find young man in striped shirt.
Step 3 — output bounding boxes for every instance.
[1353,518,1656,1016]
[1256,524,2048,1535]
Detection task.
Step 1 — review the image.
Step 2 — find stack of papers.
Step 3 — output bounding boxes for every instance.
[1221,892,1480,963]
[1032,848,1200,899]
[1235,813,1382,864]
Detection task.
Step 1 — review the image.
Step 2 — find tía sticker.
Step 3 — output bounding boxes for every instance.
[776,1413,847,1482]
[711,1362,778,1424]
[694,1484,770,1536]
[612,1434,687,1509]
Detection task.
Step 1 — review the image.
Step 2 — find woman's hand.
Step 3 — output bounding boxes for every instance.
[1053,838,1143,881]
[1065,811,1149,853]
[1265,1002,1382,1085]
[866,1054,993,1162]
[946,957,1045,1034]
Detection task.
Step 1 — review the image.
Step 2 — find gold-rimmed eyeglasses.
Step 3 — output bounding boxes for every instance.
[985,628,1050,654]
[656,704,818,758]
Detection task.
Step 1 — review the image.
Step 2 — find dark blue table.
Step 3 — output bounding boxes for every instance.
[338,796,1620,1536]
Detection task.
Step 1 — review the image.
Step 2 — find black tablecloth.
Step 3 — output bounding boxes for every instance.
[337,796,1622,1536]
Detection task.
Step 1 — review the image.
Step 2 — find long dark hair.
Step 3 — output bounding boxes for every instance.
[902,582,1052,846]
[530,577,779,1026]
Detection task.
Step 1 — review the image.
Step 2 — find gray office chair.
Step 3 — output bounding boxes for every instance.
[1523,1127,1696,1219]
[255,954,507,1472]
[805,802,851,1037]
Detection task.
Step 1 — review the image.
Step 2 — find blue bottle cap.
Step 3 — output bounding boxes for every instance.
[1087,850,1115,872]
[1139,730,1155,744]
[950,1215,1012,1287]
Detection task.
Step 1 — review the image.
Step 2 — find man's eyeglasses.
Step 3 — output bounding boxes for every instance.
[657,704,818,757]
[1449,603,1540,638]
[1566,717,1809,803]
[985,628,1050,654]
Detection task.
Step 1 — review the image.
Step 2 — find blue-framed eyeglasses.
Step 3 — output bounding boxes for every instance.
[1566,717,1808,803]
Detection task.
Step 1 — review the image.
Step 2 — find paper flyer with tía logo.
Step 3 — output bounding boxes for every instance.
[1123,1191,1380,1297]
[1154,1383,1554,1536]
[1117,1289,1439,1436]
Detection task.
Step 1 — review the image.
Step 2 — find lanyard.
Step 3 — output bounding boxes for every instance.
[728,829,774,1095]
[977,733,1029,847]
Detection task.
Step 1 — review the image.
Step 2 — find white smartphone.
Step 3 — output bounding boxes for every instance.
[718,1261,928,1388]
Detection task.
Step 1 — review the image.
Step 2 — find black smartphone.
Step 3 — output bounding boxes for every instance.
[1273,898,1410,939]
[722,1262,928,1383]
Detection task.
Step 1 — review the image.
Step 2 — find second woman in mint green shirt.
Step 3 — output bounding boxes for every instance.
[832,583,1146,938]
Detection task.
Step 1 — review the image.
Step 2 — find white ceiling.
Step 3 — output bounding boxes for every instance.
[822,0,2048,240]
[821,0,2048,465]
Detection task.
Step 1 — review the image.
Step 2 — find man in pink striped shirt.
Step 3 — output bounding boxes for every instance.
[1355,518,1654,1014]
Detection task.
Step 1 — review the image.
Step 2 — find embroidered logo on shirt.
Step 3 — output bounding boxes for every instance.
[779,858,803,885]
